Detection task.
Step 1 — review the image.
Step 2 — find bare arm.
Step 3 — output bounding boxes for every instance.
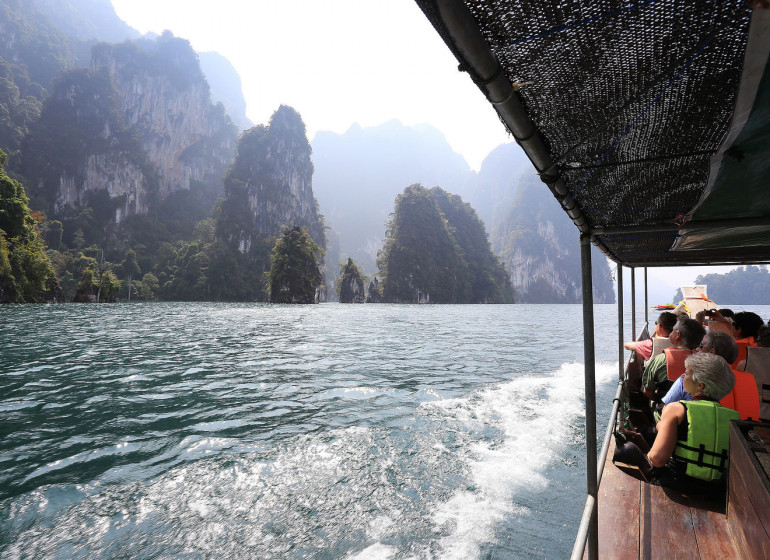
[647,402,686,467]
[624,341,638,351]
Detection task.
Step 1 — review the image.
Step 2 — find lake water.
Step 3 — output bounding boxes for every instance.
[3,302,766,559]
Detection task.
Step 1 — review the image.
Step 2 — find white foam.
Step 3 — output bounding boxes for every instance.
[345,542,398,560]
[424,360,618,558]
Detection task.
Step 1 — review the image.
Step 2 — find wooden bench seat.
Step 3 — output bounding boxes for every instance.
[588,438,739,559]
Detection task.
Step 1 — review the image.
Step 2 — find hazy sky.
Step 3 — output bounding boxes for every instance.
[109,0,739,302]
[110,0,512,172]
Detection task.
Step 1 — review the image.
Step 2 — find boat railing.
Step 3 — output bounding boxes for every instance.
[569,379,624,560]
[572,242,638,560]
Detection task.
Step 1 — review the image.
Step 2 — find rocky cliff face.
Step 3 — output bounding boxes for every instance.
[24,33,237,223]
[93,38,236,201]
[493,174,615,303]
[219,105,325,260]
[338,258,365,303]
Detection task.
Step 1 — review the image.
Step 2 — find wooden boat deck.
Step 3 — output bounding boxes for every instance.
[591,438,739,559]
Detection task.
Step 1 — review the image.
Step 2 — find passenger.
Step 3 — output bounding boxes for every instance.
[732,311,764,345]
[661,331,738,405]
[641,317,705,401]
[615,353,738,498]
[758,325,770,347]
[624,311,677,361]
[719,308,735,321]
[696,308,730,326]
[736,325,770,370]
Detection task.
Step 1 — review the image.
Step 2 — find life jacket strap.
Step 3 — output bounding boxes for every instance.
[674,442,729,472]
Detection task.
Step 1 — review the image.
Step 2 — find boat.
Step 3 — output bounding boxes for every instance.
[413,1,770,558]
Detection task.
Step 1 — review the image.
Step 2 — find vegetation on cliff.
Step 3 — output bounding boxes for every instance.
[268,227,323,304]
[336,258,366,303]
[0,150,60,302]
[377,184,513,304]
[213,105,326,301]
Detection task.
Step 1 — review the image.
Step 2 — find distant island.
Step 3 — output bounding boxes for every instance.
[674,266,770,305]
[376,184,513,304]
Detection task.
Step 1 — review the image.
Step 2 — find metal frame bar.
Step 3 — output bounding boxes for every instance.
[578,234,598,559]
[591,216,770,236]
[618,266,624,382]
[644,266,650,331]
[572,253,629,560]
[631,268,636,342]
[571,380,625,560]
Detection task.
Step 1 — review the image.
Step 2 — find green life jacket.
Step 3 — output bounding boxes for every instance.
[673,400,739,482]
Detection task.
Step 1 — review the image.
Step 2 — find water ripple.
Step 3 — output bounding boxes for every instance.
[4,302,765,558]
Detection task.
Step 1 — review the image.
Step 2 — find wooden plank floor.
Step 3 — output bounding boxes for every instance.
[586,438,740,559]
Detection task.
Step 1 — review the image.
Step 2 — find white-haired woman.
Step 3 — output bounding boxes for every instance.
[616,352,739,497]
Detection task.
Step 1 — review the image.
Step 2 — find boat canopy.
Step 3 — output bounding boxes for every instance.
[415,0,770,266]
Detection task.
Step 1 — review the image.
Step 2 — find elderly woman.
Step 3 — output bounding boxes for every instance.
[616,353,739,497]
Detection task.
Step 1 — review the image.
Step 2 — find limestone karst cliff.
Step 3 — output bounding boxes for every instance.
[211,106,326,300]
[337,258,366,303]
[22,32,237,223]
[378,184,513,304]
[219,105,325,259]
[493,174,615,303]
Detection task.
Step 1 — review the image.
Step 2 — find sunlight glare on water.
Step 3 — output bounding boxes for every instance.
[0,301,715,559]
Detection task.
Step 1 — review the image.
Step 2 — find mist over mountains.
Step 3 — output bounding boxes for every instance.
[312,120,472,275]
[0,0,613,304]
[312,122,614,303]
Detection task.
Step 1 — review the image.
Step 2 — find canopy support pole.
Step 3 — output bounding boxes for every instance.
[580,234,598,560]
[618,266,625,382]
[644,266,650,330]
[631,268,637,342]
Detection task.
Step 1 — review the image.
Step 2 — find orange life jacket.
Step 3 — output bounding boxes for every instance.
[720,369,760,420]
[733,339,753,368]
[665,347,694,381]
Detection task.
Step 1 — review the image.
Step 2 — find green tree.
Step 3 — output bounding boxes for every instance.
[378,184,469,303]
[136,272,159,300]
[73,264,97,302]
[121,249,141,301]
[99,269,121,302]
[0,149,59,302]
[268,226,322,304]
[43,219,63,250]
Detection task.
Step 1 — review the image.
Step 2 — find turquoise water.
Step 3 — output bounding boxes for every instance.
[4,302,746,559]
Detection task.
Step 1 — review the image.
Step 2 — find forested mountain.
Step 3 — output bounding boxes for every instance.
[0,0,283,302]
[0,149,60,302]
[0,0,618,304]
[377,184,513,304]
[493,174,614,303]
[689,266,770,304]
[0,0,75,161]
[312,120,472,274]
